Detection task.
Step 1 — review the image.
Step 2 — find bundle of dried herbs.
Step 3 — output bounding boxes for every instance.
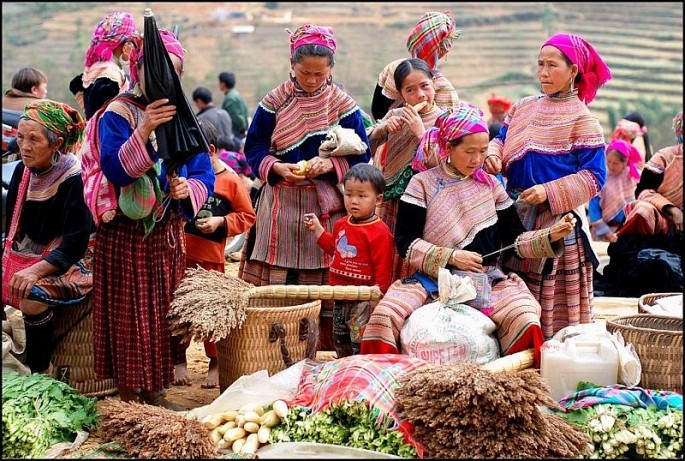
[394,363,591,459]
[168,267,253,343]
[98,399,216,459]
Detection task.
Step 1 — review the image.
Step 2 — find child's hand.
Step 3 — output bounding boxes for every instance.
[303,213,324,238]
[195,216,223,233]
[101,210,116,223]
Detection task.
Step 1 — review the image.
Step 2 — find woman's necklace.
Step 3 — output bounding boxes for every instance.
[443,161,468,180]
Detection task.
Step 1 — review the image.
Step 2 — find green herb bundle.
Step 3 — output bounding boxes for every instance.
[557,403,683,459]
[2,371,99,458]
[269,399,417,458]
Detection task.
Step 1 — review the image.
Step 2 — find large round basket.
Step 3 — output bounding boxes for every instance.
[216,297,321,393]
[605,314,683,394]
[52,295,118,398]
[637,292,682,314]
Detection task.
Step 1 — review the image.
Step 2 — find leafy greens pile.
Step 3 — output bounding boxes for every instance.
[2,371,99,458]
[269,399,417,458]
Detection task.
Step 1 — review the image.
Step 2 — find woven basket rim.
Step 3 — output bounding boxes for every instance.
[637,292,683,313]
[606,314,683,335]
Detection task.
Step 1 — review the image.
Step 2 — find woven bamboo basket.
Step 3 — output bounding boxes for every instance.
[216,284,382,393]
[52,295,118,398]
[605,315,683,394]
[637,292,682,314]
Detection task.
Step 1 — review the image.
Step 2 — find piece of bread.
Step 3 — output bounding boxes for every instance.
[293,160,308,176]
[413,101,428,112]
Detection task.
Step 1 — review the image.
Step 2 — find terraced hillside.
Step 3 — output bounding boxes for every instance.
[2,2,682,148]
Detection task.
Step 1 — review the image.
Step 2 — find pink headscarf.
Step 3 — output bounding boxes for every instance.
[542,33,612,105]
[286,24,337,56]
[405,11,460,70]
[84,12,139,68]
[413,102,490,183]
[129,28,186,86]
[606,139,642,181]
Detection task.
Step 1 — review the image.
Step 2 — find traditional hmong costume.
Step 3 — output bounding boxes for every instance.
[588,139,641,241]
[239,25,371,351]
[488,33,611,338]
[371,103,444,282]
[361,103,561,366]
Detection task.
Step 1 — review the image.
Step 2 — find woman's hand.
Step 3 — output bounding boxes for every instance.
[549,213,577,242]
[9,267,41,301]
[449,249,483,272]
[195,216,223,233]
[304,157,333,178]
[401,105,425,140]
[169,175,189,200]
[664,205,683,233]
[484,155,502,174]
[382,115,404,135]
[138,98,176,139]
[101,209,116,223]
[273,162,309,183]
[518,184,548,205]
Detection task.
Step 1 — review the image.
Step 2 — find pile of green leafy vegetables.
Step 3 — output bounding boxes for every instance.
[2,371,99,458]
[268,399,418,458]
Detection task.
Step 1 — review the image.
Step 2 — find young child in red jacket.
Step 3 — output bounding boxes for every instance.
[304,163,394,357]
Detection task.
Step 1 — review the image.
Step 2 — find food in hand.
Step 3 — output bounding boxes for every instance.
[293,160,308,176]
[412,101,428,112]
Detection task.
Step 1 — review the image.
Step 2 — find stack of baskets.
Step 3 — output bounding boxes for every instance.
[606,313,682,394]
[216,284,382,393]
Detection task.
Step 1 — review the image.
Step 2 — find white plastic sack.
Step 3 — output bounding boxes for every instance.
[643,294,683,317]
[400,301,500,365]
[185,360,305,421]
[552,323,641,387]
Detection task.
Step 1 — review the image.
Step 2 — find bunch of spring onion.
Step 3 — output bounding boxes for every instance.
[557,402,682,459]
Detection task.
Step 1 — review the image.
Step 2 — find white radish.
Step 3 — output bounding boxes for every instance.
[240,433,260,454]
[272,400,289,420]
[258,425,271,444]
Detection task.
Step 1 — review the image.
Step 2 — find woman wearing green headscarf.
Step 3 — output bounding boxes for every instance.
[3,99,95,374]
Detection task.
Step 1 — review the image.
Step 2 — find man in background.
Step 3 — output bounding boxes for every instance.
[218,72,249,142]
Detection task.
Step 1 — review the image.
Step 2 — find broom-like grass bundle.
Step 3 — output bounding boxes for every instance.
[168,267,254,343]
[394,363,592,459]
[98,399,216,459]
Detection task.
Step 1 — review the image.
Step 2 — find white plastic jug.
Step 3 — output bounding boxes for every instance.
[540,337,619,402]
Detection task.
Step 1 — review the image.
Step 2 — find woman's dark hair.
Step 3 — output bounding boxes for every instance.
[11,67,47,93]
[198,118,219,147]
[393,58,433,94]
[624,111,652,160]
[344,163,385,195]
[291,44,335,67]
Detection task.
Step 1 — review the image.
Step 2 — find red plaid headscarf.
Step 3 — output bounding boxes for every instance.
[84,11,140,68]
[20,99,85,153]
[286,24,337,56]
[406,11,461,69]
[542,33,612,105]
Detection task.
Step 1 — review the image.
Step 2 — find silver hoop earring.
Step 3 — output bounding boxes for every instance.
[51,150,60,165]
[326,75,333,86]
[289,72,297,83]
[570,77,575,93]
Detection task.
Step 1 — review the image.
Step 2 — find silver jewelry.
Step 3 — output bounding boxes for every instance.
[51,150,60,165]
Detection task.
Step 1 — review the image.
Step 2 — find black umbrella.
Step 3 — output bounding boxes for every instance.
[142,8,208,175]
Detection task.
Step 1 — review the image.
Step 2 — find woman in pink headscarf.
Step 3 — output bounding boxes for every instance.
[484,33,611,339]
[89,27,214,409]
[588,139,641,242]
[239,24,371,352]
[69,11,141,120]
[371,11,461,121]
[360,103,577,367]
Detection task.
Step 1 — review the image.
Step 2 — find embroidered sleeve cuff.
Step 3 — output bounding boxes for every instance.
[259,155,281,184]
[544,170,600,216]
[407,238,453,278]
[514,229,562,259]
[330,156,349,183]
[119,130,156,178]
[185,178,209,218]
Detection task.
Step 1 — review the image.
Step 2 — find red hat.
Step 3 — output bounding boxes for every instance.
[487,94,511,114]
